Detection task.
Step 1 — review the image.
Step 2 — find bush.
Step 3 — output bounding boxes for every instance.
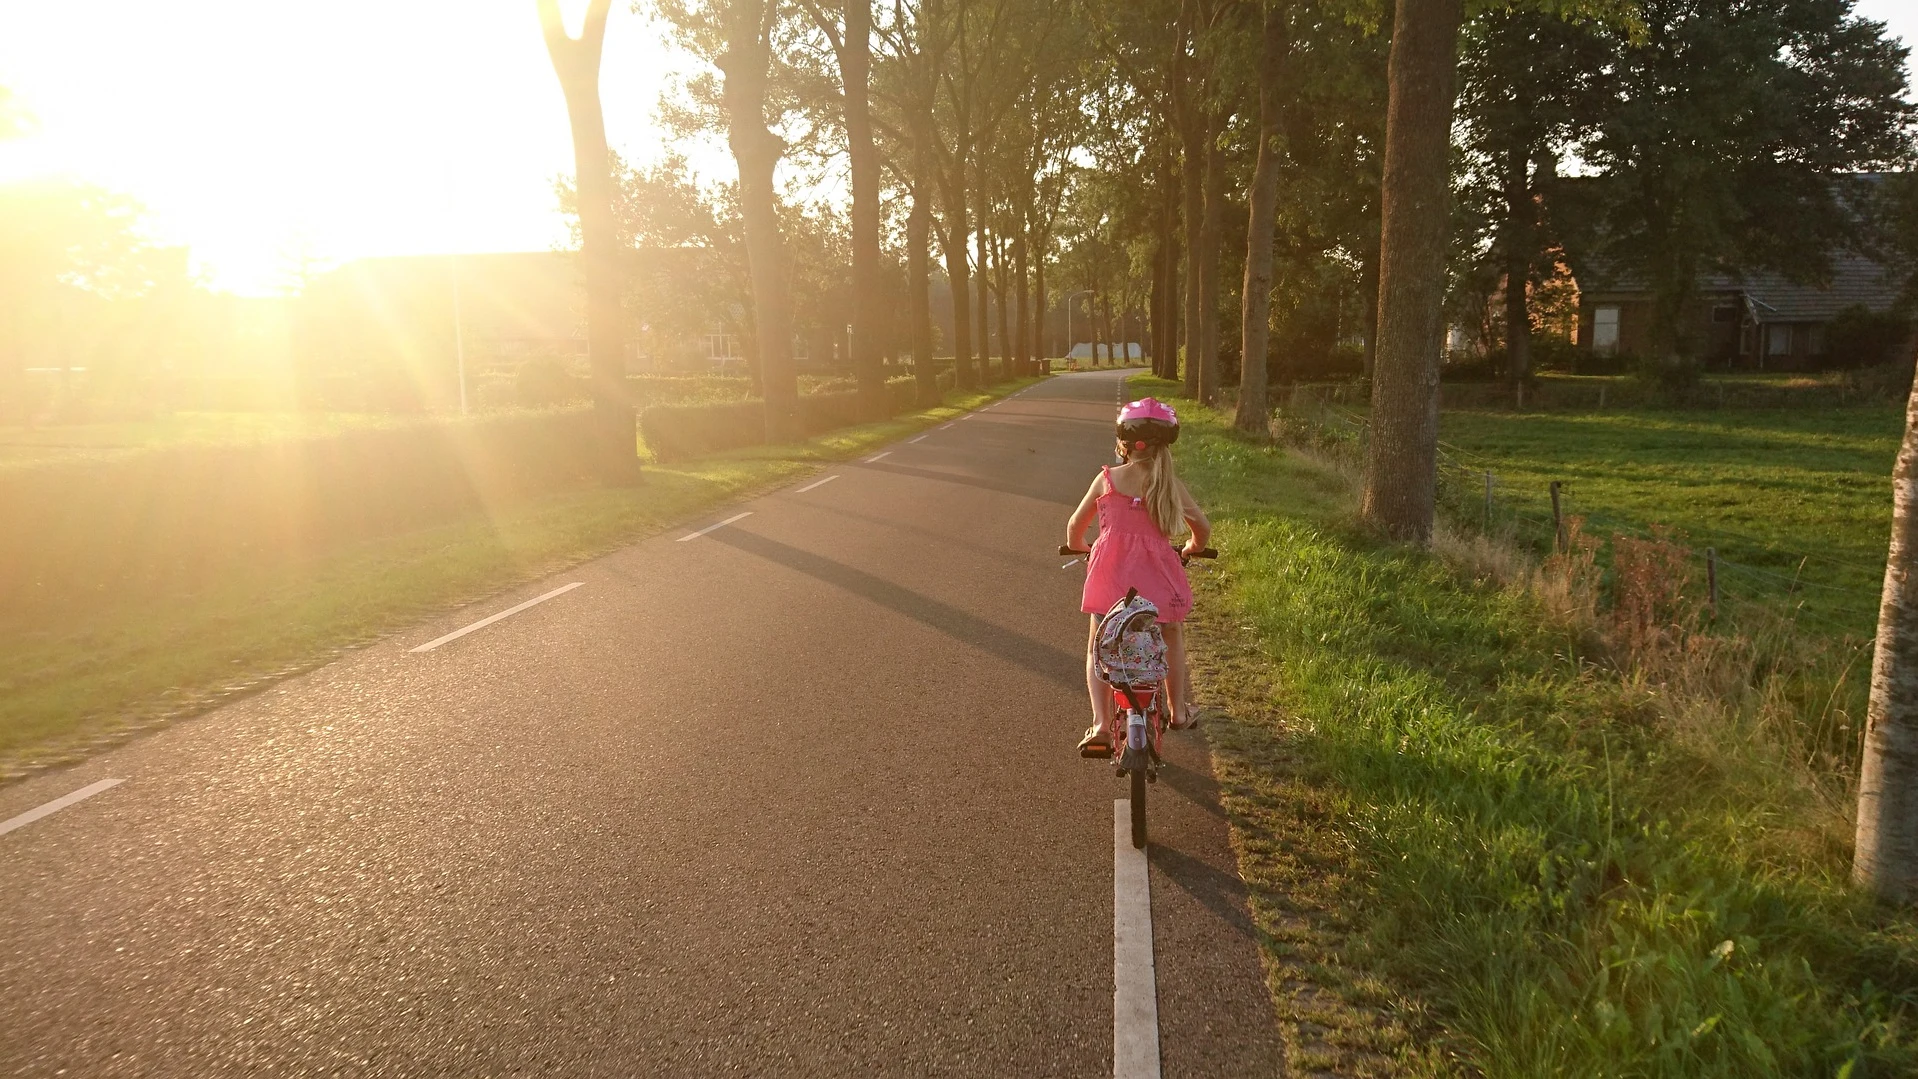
[638,399,765,462]
[1633,351,1701,397]
[516,359,585,407]
[1826,304,1909,368]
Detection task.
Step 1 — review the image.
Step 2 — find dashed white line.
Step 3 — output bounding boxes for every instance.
[909,435,929,443]
[1114,800,1162,1079]
[797,475,839,493]
[1,778,124,837]
[866,451,892,463]
[677,511,754,542]
[939,423,955,430]
[412,582,586,652]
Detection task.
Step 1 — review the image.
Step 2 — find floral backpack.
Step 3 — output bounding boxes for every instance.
[1094,588,1169,687]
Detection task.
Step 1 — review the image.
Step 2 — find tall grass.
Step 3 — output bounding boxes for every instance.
[1136,375,1918,1077]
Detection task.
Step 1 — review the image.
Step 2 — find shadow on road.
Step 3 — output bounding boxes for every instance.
[709,528,1083,690]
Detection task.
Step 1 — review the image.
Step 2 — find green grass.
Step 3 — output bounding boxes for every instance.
[1435,408,1899,637]
[0,379,1040,777]
[1135,375,1918,1077]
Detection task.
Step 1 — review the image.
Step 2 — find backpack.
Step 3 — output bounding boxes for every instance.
[1094,588,1169,687]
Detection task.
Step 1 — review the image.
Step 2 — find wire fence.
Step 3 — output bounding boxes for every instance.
[1279,396,1885,641]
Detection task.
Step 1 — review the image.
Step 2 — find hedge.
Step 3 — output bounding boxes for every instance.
[0,407,602,618]
[638,372,958,462]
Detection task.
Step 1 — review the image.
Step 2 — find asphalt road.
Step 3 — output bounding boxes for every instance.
[0,370,1284,1077]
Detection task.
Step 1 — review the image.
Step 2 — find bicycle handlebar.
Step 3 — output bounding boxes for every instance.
[1059,544,1217,560]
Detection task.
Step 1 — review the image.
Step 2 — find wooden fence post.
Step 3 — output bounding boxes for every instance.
[1550,480,1565,554]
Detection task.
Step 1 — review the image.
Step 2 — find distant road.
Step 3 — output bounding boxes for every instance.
[0,371,1282,1077]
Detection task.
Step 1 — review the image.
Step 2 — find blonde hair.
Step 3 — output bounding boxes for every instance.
[1120,439,1185,539]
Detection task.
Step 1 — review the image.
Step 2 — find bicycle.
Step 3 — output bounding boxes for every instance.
[1058,543,1217,848]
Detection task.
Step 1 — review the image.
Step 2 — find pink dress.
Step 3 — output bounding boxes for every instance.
[1081,466,1193,623]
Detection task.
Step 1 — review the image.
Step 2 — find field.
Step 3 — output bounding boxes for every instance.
[0,379,1041,778]
[1137,374,1918,1077]
[1437,408,1900,636]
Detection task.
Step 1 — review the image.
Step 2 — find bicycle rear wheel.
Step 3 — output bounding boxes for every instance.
[1130,767,1147,848]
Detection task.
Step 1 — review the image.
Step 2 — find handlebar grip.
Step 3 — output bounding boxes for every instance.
[1059,544,1089,556]
[1188,547,1219,559]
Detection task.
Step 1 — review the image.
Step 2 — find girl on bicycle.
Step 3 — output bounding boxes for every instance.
[1066,397,1211,753]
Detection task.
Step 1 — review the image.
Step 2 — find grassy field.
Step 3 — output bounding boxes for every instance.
[1436,408,1899,637]
[1136,375,1918,1077]
[0,410,428,467]
[0,379,1040,778]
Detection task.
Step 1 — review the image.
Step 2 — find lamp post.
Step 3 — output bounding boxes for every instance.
[1063,289,1093,363]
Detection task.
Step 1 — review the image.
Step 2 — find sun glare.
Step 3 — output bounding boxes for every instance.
[0,1,680,294]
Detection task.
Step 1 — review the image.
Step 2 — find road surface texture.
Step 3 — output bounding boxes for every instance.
[1,371,1285,1077]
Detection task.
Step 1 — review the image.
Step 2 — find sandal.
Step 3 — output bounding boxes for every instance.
[1170,706,1204,731]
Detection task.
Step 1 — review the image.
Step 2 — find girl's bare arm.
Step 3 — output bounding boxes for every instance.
[1177,478,1211,552]
[1066,475,1103,548]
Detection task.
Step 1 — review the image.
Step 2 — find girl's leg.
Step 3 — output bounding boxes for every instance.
[1086,614,1115,732]
[1161,621,1191,726]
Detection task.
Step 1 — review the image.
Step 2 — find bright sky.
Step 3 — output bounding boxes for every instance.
[0,1,723,294]
[0,2,1912,296]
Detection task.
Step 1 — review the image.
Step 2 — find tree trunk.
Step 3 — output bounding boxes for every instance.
[996,232,1014,381]
[1014,230,1031,377]
[974,218,993,381]
[1360,0,1463,543]
[1179,116,1205,396]
[1502,144,1532,395]
[1856,353,1918,903]
[1235,3,1287,434]
[539,0,637,483]
[1198,112,1226,405]
[842,0,886,420]
[1033,248,1049,363]
[907,179,940,407]
[1151,238,1169,376]
[718,2,801,442]
[939,176,975,390]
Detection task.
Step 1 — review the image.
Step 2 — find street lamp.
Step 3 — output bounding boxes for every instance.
[1063,289,1093,364]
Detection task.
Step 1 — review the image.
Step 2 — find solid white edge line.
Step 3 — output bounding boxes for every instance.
[0,778,125,837]
[410,581,585,653]
[1114,800,1162,1079]
[797,475,840,493]
[866,451,891,463]
[676,510,754,543]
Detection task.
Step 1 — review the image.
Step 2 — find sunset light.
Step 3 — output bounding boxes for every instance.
[0,1,685,293]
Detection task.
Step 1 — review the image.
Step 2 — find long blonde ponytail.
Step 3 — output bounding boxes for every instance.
[1139,443,1184,540]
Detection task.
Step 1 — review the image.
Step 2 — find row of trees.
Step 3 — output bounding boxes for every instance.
[536,3,1918,897]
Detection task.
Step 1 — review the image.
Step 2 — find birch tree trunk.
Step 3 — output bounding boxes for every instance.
[1360,0,1463,542]
[1235,2,1287,434]
[1855,357,1918,903]
[539,0,637,483]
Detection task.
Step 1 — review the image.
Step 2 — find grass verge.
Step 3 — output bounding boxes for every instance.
[1136,375,1918,1077]
[0,378,1041,780]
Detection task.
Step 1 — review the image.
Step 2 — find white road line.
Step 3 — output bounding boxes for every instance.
[797,475,840,493]
[939,423,955,430]
[411,582,585,652]
[866,451,891,463]
[677,511,754,543]
[1,778,124,837]
[909,434,929,443]
[1114,800,1162,1079]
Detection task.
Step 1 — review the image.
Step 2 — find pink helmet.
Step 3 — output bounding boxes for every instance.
[1116,397,1179,448]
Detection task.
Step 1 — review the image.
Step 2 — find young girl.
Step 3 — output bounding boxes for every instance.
[1066,397,1211,753]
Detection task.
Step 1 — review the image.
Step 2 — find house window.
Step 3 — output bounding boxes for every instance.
[1592,306,1620,354]
[1766,323,1792,357]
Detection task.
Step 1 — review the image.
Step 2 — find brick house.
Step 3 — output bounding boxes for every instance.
[1573,252,1910,368]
